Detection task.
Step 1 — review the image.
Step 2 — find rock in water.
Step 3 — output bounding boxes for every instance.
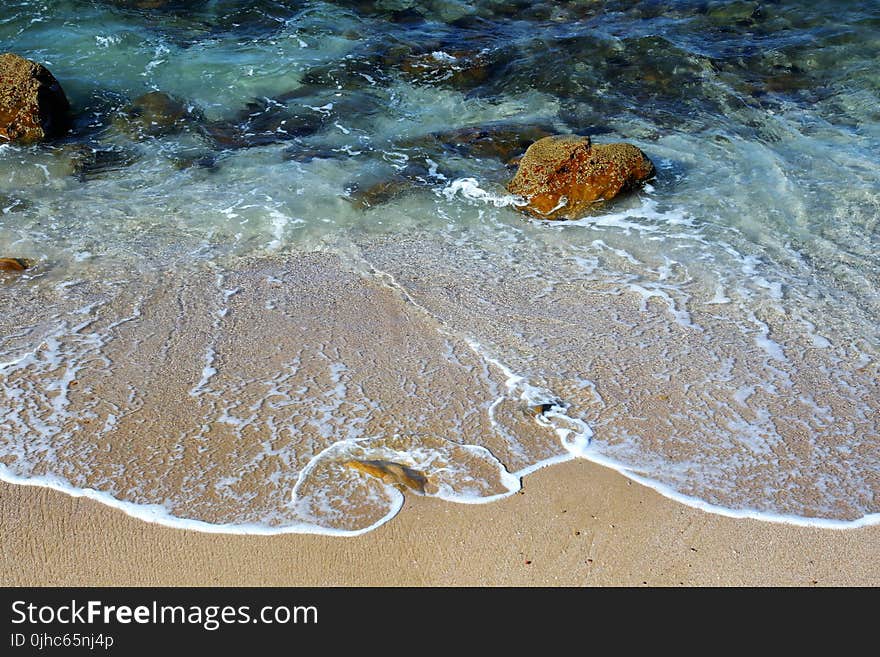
[0,257,34,272]
[344,459,428,494]
[507,134,655,219]
[114,91,193,140]
[0,53,70,145]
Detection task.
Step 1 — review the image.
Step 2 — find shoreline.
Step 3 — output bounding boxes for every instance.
[3,458,877,587]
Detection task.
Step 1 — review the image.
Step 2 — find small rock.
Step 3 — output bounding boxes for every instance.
[0,53,70,145]
[346,163,431,210]
[171,150,217,171]
[114,91,194,140]
[396,49,499,90]
[283,145,340,164]
[507,134,655,219]
[52,142,138,179]
[705,0,762,24]
[394,123,553,168]
[434,123,553,163]
[104,0,176,9]
[0,257,34,272]
[0,194,28,212]
[344,459,428,493]
[201,95,330,150]
[347,177,416,210]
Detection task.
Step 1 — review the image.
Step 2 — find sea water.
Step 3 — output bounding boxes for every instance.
[0,0,878,534]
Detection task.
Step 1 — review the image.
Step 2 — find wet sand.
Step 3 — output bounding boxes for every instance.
[2,458,877,587]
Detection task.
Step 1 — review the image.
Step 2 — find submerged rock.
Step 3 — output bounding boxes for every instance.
[200,94,335,150]
[103,0,193,9]
[704,0,762,24]
[170,150,218,171]
[282,145,341,164]
[0,53,70,145]
[408,122,554,163]
[507,135,655,219]
[51,142,138,179]
[348,177,413,210]
[0,257,34,272]
[114,91,196,140]
[300,57,390,92]
[346,122,551,210]
[347,163,431,210]
[345,459,428,493]
[396,49,500,90]
[0,194,29,212]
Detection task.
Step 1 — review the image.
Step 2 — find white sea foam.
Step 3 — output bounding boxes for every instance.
[95,34,121,47]
[563,451,880,530]
[441,178,527,208]
[0,465,392,537]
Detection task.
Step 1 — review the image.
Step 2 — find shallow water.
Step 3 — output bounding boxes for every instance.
[1,0,878,533]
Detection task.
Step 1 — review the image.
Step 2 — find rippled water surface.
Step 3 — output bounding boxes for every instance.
[1,1,878,533]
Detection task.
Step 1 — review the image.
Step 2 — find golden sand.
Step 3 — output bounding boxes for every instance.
[2,459,877,586]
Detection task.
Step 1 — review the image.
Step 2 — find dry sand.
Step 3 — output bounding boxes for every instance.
[2,458,877,587]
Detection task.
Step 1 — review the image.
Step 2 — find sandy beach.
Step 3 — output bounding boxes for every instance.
[2,458,877,587]
[2,253,876,588]
[2,1,879,592]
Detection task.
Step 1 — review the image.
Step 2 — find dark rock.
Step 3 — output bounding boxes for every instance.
[0,53,70,145]
[110,0,171,7]
[395,48,502,90]
[114,91,197,140]
[427,123,554,162]
[347,177,416,210]
[283,145,343,163]
[51,142,138,180]
[0,194,29,212]
[171,150,218,170]
[200,95,331,150]
[300,57,390,92]
[346,163,431,210]
[102,0,202,10]
[392,122,554,166]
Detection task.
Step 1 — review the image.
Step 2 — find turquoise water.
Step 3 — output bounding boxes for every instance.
[1,1,878,532]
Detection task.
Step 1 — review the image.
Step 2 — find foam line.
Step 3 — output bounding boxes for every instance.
[560,450,880,530]
[0,465,396,537]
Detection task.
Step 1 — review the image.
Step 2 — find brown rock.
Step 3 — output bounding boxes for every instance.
[0,257,34,272]
[396,50,496,90]
[344,459,428,494]
[507,135,655,219]
[0,53,70,145]
[347,177,413,210]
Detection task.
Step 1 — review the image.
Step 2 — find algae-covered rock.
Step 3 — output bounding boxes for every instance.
[507,134,655,219]
[0,53,70,145]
